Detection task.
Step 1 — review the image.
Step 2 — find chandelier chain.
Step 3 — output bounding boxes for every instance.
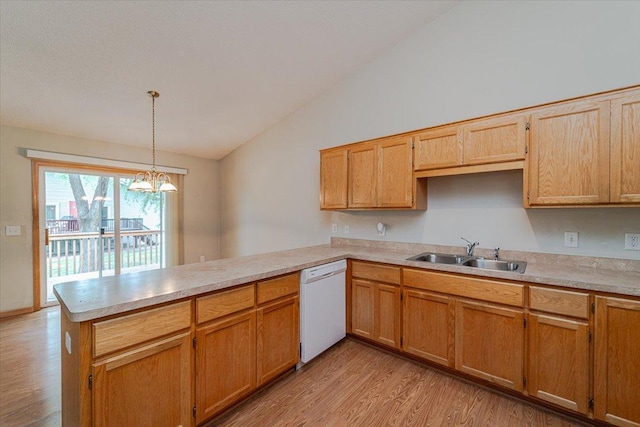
[152,94,156,169]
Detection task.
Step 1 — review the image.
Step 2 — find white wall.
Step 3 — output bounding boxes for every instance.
[0,125,220,312]
[220,1,640,259]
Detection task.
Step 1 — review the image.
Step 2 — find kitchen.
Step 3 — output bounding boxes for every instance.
[1,1,640,426]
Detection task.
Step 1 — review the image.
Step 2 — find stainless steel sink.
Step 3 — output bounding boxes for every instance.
[407,253,466,264]
[407,252,527,274]
[462,258,527,274]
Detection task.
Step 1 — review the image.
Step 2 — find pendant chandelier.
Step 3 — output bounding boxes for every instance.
[128,91,177,193]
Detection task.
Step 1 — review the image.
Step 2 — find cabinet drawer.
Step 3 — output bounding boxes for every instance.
[257,272,300,305]
[403,268,524,307]
[197,284,255,325]
[93,300,191,358]
[529,286,589,319]
[352,261,401,285]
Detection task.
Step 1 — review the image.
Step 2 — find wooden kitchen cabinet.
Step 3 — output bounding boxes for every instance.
[461,113,527,166]
[610,90,640,203]
[378,135,413,208]
[351,278,375,339]
[528,313,589,414]
[594,296,640,426]
[92,332,193,427]
[348,142,377,208]
[527,99,611,206]
[351,279,401,348]
[413,113,526,175]
[195,311,256,423]
[195,284,257,422]
[413,124,462,171]
[320,134,419,210]
[257,295,300,386]
[455,299,524,391]
[351,261,401,349]
[402,289,454,367]
[320,147,348,209]
[90,301,193,427]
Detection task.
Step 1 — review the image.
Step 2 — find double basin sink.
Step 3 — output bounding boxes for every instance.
[407,252,527,274]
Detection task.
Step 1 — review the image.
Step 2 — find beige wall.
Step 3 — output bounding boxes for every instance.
[0,125,220,312]
[220,1,640,259]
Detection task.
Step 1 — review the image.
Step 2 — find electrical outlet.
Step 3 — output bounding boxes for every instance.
[331,224,338,233]
[625,233,640,251]
[200,255,205,262]
[344,225,350,234]
[564,232,579,248]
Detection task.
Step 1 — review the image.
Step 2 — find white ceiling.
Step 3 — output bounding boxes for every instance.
[0,1,459,160]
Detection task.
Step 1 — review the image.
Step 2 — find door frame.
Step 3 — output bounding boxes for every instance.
[31,160,142,311]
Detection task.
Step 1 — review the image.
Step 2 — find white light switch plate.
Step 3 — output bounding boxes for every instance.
[5,225,21,236]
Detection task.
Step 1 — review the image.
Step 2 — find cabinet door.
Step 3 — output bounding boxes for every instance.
[610,90,640,203]
[455,299,524,391]
[462,114,527,165]
[528,100,610,205]
[594,297,640,426]
[375,283,401,349]
[348,142,377,208]
[414,125,462,170]
[528,314,589,414]
[377,136,413,208]
[195,311,256,423]
[403,289,454,367]
[320,148,348,209]
[92,333,192,427]
[257,296,299,386]
[351,278,375,340]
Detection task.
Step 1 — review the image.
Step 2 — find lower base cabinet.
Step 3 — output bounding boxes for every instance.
[351,278,401,349]
[594,296,640,426]
[257,295,300,386]
[195,311,256,424]
[402,289,454,367]
[528,313,589,414]
[455,299,524,392]
[92,332,193,427]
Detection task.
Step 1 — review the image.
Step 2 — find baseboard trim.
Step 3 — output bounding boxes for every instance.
[0,307,35,319]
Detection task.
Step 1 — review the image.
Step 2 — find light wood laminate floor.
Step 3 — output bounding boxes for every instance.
[1,307,588,426]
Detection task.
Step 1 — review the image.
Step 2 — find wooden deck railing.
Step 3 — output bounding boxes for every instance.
[47,230,161,278]
[46,218,145,234]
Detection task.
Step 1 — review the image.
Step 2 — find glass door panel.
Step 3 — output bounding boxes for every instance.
[43,171,114,305]
[119,177,165,273]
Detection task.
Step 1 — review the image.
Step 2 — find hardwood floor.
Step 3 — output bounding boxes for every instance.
[0,306,60,427]
[0,307,587,427]
[212,339,588,427]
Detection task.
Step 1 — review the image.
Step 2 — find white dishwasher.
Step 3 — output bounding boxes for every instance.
[299,260,347,366]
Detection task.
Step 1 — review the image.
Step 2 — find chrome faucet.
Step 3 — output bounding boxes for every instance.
[461,237,479,256]
[493,247,500,260]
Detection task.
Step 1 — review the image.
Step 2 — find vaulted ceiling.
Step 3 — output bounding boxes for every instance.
[0,1,459,159]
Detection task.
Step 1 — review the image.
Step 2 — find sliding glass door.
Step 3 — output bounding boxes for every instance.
[40,167,167,306]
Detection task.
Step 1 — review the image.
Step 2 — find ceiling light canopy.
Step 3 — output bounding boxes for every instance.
[128,91,177,193]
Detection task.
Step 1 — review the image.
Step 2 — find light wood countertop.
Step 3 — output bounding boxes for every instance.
[54,240,640,322]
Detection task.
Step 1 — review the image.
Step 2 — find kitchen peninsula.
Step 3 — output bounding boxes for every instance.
[55,239,640,427]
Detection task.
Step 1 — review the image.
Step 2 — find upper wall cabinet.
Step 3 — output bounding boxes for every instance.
[610,91,640,203]
[527,99,610,206]
[377,136,414,208]
[320,147,348,209]
[348,141,378,208]
[414,113,527,177]
[321,85,639,210]
[462,114,527,166]
[527,87,640,207]
[320,135,425,210]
